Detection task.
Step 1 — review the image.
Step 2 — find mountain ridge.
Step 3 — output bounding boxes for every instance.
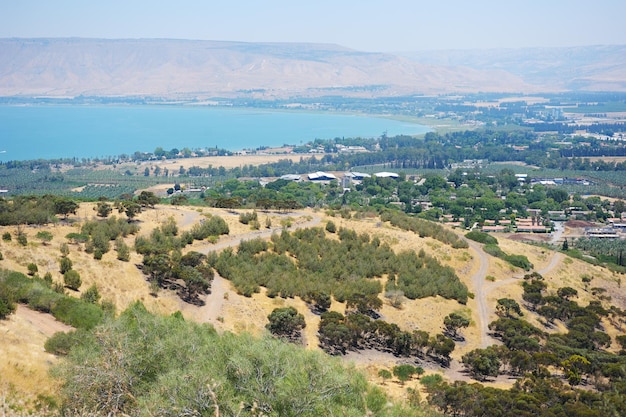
[1,38,624,98]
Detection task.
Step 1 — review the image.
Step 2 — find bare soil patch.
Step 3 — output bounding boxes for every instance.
[565,220,597,228]
[135,153,325,171]
[14,305,72,337]
[507,233,550,243]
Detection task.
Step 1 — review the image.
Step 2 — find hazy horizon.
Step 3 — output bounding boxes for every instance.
[1,0,625,53]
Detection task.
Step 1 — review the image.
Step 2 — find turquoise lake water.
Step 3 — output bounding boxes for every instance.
[0,105,429,162]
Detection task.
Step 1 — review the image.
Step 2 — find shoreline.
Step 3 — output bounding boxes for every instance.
[0,104,433,164]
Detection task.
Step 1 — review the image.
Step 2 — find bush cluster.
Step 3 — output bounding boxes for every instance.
[0,195,78,225]
[81,216,139,258]
[136,219,219,303]
[0,270,105,329]
[465,230,498,245]
[52,302,426,417]
[484,243,533,270]
[381,210,469,249]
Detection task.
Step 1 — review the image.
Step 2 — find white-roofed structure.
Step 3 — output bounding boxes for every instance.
[373,171,399,179]
[307,171,337,181]
[346,172,371,180]
[280,174,302,181]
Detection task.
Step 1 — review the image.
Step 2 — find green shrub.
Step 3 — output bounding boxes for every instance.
[420,373,443,387]
[393,364,420,384]
[483,243,533,270]
[36,230,53,245]
[45,330,86,355]
[63,269,82,291]
[52,302,422,417]
[51,297,103,329]
[80,284,101,304]
[381,210,468,249]
[465,230,498,245]
[2,232,11,241]
[27,262,38,276]
[27,283,63,313]
[504,254,533,270]
[115,237,130,261]
[0,293,16,319]
[0,270,32,302]
[17,232,27,246]
[483,244,505,258]
[239,210,258,225]
[0,270,104,328]
[59,257,72,274]
[65,232,88,244]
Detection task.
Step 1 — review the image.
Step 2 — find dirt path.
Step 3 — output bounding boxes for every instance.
[14,305,73,337]
[346,249,565,385]
[483,251,563,295]
[200,274,228,323]
[468,241,492,348]
[537,252,563,276]
[469,243,563,349]
[181,211,322,325]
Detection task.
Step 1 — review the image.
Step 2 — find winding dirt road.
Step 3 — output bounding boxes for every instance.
[469,241,563,348]
[190,211,322,324]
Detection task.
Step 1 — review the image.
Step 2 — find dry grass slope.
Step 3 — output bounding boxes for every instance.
[1,203,625,407]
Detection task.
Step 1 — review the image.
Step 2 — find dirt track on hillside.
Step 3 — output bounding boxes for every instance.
[181,211,322,325]
[13,305,72,337]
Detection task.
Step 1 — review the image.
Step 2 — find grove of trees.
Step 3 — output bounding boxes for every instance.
[213,226,469,305]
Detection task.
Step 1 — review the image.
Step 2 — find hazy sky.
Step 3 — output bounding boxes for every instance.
[1,0,625,52]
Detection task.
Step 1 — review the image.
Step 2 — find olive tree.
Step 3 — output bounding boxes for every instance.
[266,306,306,343]
[443,312,470,340]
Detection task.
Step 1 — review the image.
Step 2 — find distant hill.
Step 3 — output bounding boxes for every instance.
[400,45,626,92]
[0,38,624,98]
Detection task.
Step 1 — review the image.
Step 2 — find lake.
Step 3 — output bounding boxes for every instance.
[0,105,429,162]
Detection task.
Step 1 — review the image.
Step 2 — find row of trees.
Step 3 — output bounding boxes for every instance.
[380,210,468,249]
[318,310,456,366]
[0,195,78,225]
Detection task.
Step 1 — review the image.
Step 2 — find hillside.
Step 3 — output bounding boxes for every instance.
[1,202,625,414]
[2,39,624,99]
[400,45,626,92]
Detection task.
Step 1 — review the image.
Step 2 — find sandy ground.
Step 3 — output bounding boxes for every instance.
[125,152,325,171]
